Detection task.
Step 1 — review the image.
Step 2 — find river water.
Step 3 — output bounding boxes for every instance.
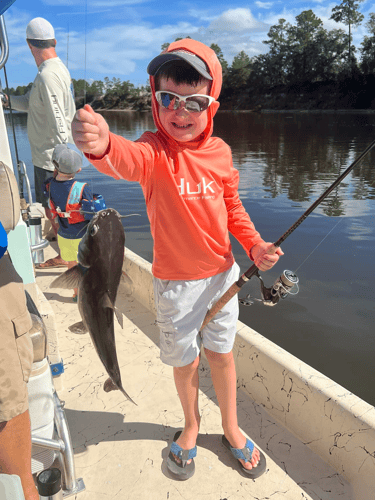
[5,110,375,406]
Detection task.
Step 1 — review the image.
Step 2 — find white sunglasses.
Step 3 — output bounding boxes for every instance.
[155,90,215,113]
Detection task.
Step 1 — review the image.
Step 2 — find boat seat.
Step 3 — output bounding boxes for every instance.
[0,161,20,233]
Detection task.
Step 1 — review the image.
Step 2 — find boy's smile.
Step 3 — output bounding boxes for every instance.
[157,77,210,143]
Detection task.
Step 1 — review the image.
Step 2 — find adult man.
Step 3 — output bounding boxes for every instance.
[9,17,76,268]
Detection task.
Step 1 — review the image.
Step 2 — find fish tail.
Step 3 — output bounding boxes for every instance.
[119,386,137,406]
[103,377,137,406]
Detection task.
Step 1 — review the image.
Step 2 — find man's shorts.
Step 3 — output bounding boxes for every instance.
[153,262,240,367]
[57,234,81,262]
[34,165,53,207]
[0,255,33,422]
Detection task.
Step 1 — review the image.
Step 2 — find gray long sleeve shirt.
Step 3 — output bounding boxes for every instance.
[10,57,76,171]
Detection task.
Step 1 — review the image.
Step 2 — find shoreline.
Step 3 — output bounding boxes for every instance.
[7,108,375,114]
[98,108,375,114]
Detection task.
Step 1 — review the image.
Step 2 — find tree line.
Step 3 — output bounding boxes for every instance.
[8,0,375,110]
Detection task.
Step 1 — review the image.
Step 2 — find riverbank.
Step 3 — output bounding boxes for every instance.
[76,75,375,113]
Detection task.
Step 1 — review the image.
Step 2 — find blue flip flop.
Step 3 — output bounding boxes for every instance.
[167,431,197,480]
[222,435,266,479]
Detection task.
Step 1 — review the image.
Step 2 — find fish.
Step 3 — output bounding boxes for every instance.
[50,208,136,405]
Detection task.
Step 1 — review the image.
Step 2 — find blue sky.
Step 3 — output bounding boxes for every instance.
[2,0,375,88]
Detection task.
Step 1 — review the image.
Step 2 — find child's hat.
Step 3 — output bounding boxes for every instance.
[26,17,55,40]
[52,144,82,174]
[147,49,212,80]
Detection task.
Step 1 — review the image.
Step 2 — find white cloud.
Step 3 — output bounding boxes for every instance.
[58,21,201,77]
[189,8,270,62]
[6,1,374,86]
[187,8,218,22]
[42,0,146,5]
[255,1,273,9]
[208,8,269,34]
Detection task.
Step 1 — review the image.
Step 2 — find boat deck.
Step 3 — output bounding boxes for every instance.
[35,243,353,500]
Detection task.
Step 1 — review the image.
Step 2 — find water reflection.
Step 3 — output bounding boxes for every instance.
[214,112,375,217]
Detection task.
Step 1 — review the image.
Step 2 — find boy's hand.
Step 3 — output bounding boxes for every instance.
[72,104,109,157]
[250,242,284,271]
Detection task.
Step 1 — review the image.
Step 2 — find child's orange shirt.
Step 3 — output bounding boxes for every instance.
[87,39,264,280]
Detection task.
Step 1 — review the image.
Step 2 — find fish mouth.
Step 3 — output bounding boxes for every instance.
[90,208,120,224]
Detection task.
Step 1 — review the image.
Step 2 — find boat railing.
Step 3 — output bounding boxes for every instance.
[0,15,9,70]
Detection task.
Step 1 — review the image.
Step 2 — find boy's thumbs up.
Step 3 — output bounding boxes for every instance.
[83,103,96,118]
[72,103,109,157]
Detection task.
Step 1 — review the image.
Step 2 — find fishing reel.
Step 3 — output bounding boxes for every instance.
[239,270,299,307]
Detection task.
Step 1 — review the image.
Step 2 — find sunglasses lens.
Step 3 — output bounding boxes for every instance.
[185,96,210,112]
[157,92,212,112]
[159,92,178,110]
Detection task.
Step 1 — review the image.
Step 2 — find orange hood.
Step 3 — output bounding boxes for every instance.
[149,38,222,150]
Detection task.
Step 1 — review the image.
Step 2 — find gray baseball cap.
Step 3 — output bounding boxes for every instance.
[147,49,212,80]
[26,17,55,40]
[52,144,82,174]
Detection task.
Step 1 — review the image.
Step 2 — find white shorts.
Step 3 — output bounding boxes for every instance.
[153,263,240,367]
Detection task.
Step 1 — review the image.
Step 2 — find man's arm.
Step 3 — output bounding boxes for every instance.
[8,91,31,112]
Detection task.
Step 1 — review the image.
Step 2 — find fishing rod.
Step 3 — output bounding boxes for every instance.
[200,137,375,332]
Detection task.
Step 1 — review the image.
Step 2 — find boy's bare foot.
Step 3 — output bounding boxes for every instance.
[35,256,68,268]
[223,430,260,470]
[172,425,199,465]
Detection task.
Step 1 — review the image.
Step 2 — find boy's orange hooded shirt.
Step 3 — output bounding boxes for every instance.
[87,39,264,280]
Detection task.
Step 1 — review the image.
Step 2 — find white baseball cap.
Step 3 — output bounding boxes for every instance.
[26,17,55,40]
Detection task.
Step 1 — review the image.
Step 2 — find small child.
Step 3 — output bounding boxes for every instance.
[44,143,93,301]
[72,39,283,479]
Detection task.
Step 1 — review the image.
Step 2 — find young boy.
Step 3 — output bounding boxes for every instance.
[44,143,93,301]
[72,39,283,479]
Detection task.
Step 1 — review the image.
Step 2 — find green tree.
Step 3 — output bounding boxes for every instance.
[160,36,191,52]
[210,43,228,74]
[9,82,32,96]
[360,13,375,73]
[316,28,348,80]
[289,10,325,81]
[330,0,364,74]
[72,79,88,98]
[288,10,348,82]
[88,80,105,96]
[263,18,292,85]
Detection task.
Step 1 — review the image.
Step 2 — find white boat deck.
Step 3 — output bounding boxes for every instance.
[34,243,357,500]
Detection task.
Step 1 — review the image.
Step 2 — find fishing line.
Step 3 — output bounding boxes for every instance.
[80,0,95,203]
[293,216,343,273]
[83,0,87,107]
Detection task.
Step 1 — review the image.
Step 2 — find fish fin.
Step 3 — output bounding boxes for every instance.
[100,294,123,328]
[50,265,84,289]
[120,387,137,406]
[103,377,118,393]
[100,293,114,310]
[68,321,88,335]
[115,307,124,329]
